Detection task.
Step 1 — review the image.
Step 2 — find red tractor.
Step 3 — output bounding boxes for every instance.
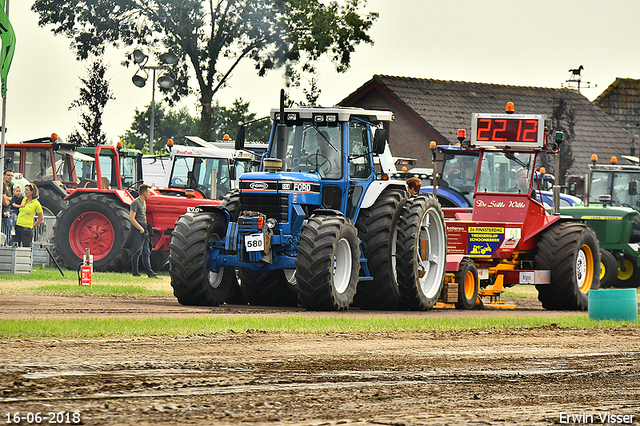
[52,145,225,271]
[440,103,600,310]
[3,134,82,216]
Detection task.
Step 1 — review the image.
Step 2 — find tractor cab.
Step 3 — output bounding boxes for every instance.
[236,105,393,224]
[587,155,640,211]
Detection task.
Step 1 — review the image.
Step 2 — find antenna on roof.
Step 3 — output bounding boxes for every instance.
[562,65,596,92]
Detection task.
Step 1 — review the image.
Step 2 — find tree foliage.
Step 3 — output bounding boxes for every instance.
[538,97,575,183]
[120,104,199,152]
[32,0,378,140]
[212,98,270,142]
[67,60,115,147]
[121,98,270,151]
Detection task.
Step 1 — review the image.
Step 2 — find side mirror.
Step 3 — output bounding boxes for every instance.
[229,164,237,181]
[235,125,245,150]
[372,128,388,155]
[630,180,638,196]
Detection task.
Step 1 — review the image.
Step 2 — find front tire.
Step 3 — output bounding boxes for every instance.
[599,249,618,288]
[535,222,600,310]
[296,215,360,311]
[455,258,478,310]
[612,252,640,288]
[396,195,447,310]
[169,212,236,306]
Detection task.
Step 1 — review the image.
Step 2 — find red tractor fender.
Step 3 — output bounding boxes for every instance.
[64,188,134,205]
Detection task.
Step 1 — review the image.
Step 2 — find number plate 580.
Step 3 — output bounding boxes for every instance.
[244,233,264,252]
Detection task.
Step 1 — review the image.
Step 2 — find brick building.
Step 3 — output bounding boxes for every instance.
[340,75,634,176]
[593,77,640,156]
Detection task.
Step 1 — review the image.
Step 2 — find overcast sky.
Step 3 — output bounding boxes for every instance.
[4,0,640,144]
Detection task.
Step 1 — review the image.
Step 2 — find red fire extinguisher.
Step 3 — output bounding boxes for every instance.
[78,248,93,286]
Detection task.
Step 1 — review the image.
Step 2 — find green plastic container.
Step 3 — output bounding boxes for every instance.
[588,289,638,321]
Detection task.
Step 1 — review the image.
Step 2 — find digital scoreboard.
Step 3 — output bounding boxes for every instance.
[470,113,545,148]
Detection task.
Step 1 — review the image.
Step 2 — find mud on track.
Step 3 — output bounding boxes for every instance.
[0,296,640,425]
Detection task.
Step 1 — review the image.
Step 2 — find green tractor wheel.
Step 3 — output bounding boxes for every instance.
[599,249,618,288]
[612,252,640,288]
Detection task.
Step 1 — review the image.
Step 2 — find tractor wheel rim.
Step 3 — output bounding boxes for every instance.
[464,270,475,300]
[418,207,446,298]
[333,237,352,295]
[618,259,634,281]
[576,244,594,293]
[68,211,115,261]
[599,261,606,281]
[209,268,224,289]
[284,269,297,286]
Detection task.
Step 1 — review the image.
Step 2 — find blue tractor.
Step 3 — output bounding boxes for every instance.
[168,94,448,311]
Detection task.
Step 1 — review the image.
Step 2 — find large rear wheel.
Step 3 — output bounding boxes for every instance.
[169,211,236,306]
[296,215,359,311]
[52,192,130,271]
[535,222,600,310]
[355,187,408,310]
[396,195,447,310]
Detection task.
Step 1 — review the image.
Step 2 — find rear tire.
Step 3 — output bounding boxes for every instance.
[169,212,236,306]
[612,252,640,288]
[535,222,600,310]
[396,195,447,310]
[238,269,299,307]
[53,193,130,271]
[355,187,408,310]
[38,186,66,216]
[599,249,618,288]
[296,215,359,311]
[455,258,478,309]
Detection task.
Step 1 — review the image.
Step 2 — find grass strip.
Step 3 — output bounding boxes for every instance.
[0,315,637,339]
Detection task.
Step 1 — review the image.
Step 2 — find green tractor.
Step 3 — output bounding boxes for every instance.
[560,155,640,288]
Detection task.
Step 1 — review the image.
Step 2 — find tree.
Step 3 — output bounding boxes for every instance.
[538,97,575,184]
[67,60,115,147]
[32,0,378,140]
[120,104,199,152]
[212,98,270,142]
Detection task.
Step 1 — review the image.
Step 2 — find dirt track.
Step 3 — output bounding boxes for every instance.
[1,295,640,425]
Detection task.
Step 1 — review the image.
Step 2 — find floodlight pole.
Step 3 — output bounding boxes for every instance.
[149,67,156,155]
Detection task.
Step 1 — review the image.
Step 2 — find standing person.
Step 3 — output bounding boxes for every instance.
[406,177,421,196]
[2,169,14,244]
[7,184,25,245]
[14,183,44,248]
[128,184,157,278]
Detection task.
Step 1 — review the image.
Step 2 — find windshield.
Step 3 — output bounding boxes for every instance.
[439,151,479,205]
[477,152,534,193]
[268,122,343,179]
[590,171,640,209]
[169,156,231,199]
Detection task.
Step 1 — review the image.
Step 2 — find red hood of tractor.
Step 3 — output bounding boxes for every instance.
[145,192,221,231]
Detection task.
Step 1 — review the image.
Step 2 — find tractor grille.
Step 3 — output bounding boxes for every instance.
[240,193,289,222]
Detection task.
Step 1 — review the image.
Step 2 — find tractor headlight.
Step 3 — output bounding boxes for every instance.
[266,218,277,229]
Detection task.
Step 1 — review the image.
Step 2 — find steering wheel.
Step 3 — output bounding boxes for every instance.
[126,179,145,190]
[298,153,333,175]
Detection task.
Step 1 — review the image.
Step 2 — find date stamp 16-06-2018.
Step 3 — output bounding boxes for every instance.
[4,412,82,424]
